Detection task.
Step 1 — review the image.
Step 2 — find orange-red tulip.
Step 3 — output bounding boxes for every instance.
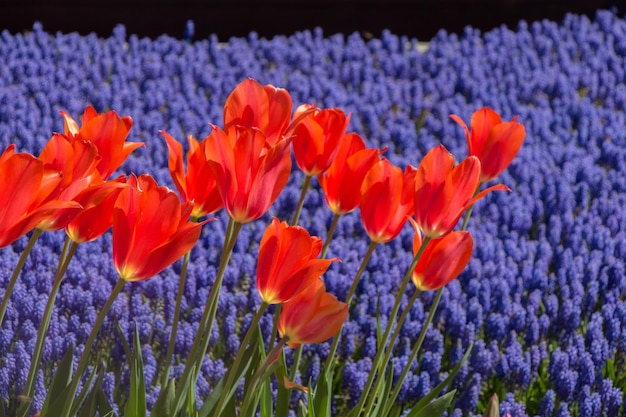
[278,278,348,348]
[414,145,509,239]
[112,174,207,282]
[292,105,350,176]
[256,217,338,305]
[409,218,473,291]
[205,125,291,224]
[65,177,128,244]
[162,131,223,218]
[36,133,102,231]
[450,108,526,182]
[360,159,416,243]
[61,106,142,179]
[223,78,293,146]
[0,145,81,248]
[318,133,381,215]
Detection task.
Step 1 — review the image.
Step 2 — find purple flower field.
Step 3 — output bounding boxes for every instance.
[1,8,626,416]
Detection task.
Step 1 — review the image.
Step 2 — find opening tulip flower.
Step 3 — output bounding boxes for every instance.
[112,174,207,282]
[162,131,223,218]
[409,218,474,291]
[0,145,81,248]
[292,105,350,176]
[205,125,291,224]
[318,132,382,215]
[450,107,526,182]
[223,78,293,146]
[278,278,348,348]
[61,105,143,179]
[414,145,509,239]
[257,217,338,305]
[360,159,416,243]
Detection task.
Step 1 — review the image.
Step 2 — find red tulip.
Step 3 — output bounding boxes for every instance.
[0,145,80,248]
[256,217,338,305]
[112,174,207,282]
[450,107,525,182]
[61,106,142,179]
[414,145,508,239]
[65,177,128,244]
[292,106,350,176]
[278,278,348,348]
[318,133,382,215]
[36,133,102,231]
[360,159,416,243]
[223,78,293,146]
[162,131,223,218]
[409,218,473,291]
[205,125,291,224]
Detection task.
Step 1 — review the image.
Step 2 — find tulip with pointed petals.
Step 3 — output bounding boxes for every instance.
[162,131,223,218]
[65,177,128,244]
[292,105,350,176]
[360,159,416,243]
[223,78,293,146]
[414,145,509,239]
[450,107,526,182]
[409,218,473,291]
[36,133,102,231]
[205,125,291,224]
[257,217,338,305]
[112,174,208,282]
[318,133,382,215]
[0,145,81,248]
[61,106,142,179]
[278,278,348,348]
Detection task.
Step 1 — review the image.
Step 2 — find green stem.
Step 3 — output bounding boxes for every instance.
[288,345,303,382]
[60,278,126,417]
[385,287,443,411]
[214,302,269,415]
[161,249,192,387]
[0,229,42,327]
[352,237,431,417]
[291,175,312,226]
[323,241,378,373]
[268,304,281,352]
[364,289,421,415]
[21,238,79,409]
[320,213,341,259]
[175,219,243,406]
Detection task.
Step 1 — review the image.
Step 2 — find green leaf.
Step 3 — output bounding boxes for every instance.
[306,380,316,417]
[407,390,456,417]
[77,365,106,417]
[312,358,334,417]
[370,363,394,417]
[274,350,290,417]
[124,325,147,417]
[298,400,308,417]
[407,344,472,414]
[375,297,384,350]
[151,378,176,417]
[259,377,273,417]
[0,397,6,417]
[39,344,74,416]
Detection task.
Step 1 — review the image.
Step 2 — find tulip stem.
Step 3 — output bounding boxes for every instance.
[384,287,443,412]
[363,288,422,416]
[461,185,481,230]
[320,213,341,259]
[214,301,269,415]
[322,241,378,384]
[0,229,42,327]
[268,304,281,352]
[175,218,242,408]
[59,278,126,417]
[352,237,430,417]
[291,175,312,226]
[161,249,191,387]
[20,237,79,415]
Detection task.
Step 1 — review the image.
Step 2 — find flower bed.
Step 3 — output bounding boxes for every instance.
[1,8,626,416]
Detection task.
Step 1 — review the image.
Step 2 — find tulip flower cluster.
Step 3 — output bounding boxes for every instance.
[0,77,525,417]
